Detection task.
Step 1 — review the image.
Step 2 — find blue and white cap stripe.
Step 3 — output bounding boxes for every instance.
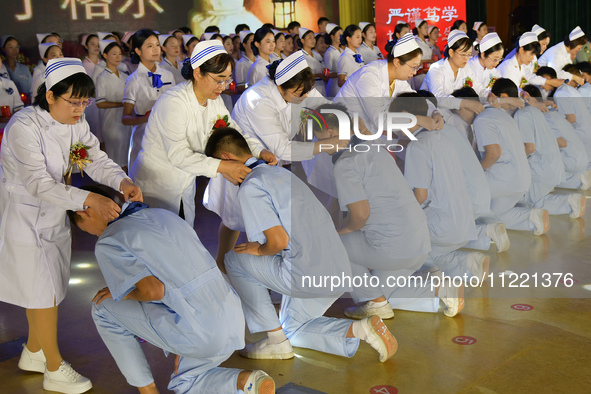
[190,40,227,69]
[447,30,469,47]
[275,50,309,86]
[44,58,87,90]
[479,33,502,53]
[393,33,420,57]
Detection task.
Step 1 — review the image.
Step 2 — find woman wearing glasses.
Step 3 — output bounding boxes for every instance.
[130,41,274,228]
[0,58,141,394]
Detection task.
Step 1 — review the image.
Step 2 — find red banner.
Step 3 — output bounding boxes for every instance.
[375,1,467,55]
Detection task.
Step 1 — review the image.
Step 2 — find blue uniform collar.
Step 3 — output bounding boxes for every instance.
[108,201,149,226]
[332,135,364,164]
[245,156,266,169]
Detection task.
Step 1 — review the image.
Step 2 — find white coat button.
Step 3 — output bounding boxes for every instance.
[40,213,46,217]
[7,185,13,190]
[45,126,49,130]
[52,122,55,125]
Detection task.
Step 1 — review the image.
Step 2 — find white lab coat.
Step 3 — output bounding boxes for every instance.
[0,106,128,308]
[123,62,175,169]
[357,42,384,64]
[416,37,433,61]
[504,50,547,86]
[0,77,24,113]
[465,55,501,92]
[539,42,575,80]
[130,80,264,227]
[91,59,130,85]
[324,45,342,97]
[302,49,326,96]
[497,55,532,90]
[96,67,132,167]
[159,57,184,85]
[246,55,270,87]
[30,64,45,101]
[337,47,364,83]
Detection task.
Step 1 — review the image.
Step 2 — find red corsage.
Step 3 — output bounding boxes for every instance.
[212,115,231,131]
[65,141,92,177]
[464,77,474,88]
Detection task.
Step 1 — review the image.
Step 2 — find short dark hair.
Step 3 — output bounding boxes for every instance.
[179,26,192,35]
[235,24,250,34]
[537,30,550,42]
[451,20,467,31]
[318,17,329,26]
[205,127,252,158]
[308,103,350,137]
[66,185,113,225]
[536,66,557,79]
[444,37,473,58]
[205,26,220,33]
[564,34,588,50]
[252,27,274,56]
[491,78,518,98]
[287,21,301,31]
[416,89,438,107]
[451,86,479,99]
[33,72,95,112]
[522,84,543,100]
[268,60,314,94]
[262,23,275,30]
[563,64,582,77]
[389,92,428,117]
[130,29,157,64]
[181,52,235,81]
[576,61,591,75]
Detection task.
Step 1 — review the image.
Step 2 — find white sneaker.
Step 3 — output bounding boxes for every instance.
[467,252,490,282]
[568,193,586,219]
[438,278,465,318]
[18,344,46,373]
[530,208,550,236]
[243,370,276,394]
[239,338,294,360]
[485,222,510,252]
[360,315,398,362]
[43,361,92,394]
[345,301,394,320]
[580,170,591,191]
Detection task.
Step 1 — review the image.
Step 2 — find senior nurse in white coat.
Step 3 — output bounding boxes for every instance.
[0,58,141,394]
[539,26,587,85]
[130,41,276,229]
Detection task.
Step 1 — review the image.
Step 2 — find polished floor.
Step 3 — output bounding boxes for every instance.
[1,174,591,394]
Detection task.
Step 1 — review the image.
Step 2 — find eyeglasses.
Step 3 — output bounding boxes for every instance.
[207,74,233,87]
[58,96,93,108]
[455,52,472,59]
[489,57,504,64]
[403,62,422,72]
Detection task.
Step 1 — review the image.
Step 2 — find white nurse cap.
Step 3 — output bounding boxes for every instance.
[45,58,87,90]
[531,24,546,36]
[182,34,196,46]
[190,40,226,69]
[201,32,214,41]
[38,42,58,59]
[271,29,281,36]
[428,25,438,34]
[447,30,469,47]
[122,31,135,44]
[415,19,425,27]
[326,23,339,34]
[239,30,253,43]
[97,32,113,41]
[275,50,309,86]
[393,33,420,57]
[298,28,312,39]
[479,32,502,52]
[359,22,370,31]
[158,34,173,47]
[569,26,585,41]
[99,39,116,54]
[36,33,53,43]
[396,21,407,25]
[473,22,484,31]
[518,32,538,47]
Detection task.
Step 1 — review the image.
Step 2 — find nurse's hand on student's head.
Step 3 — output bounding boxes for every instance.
[259,149,278,166]
[120,178,143,202]
[84,192,121,222]
[92,287,113,305]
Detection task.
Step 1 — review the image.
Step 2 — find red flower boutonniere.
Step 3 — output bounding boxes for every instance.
[487,77,497,89]
[65,141,92,177]
[212,114,230,131]
[533,61,539,73]
[519,76,528,88]
[464,76,474,88]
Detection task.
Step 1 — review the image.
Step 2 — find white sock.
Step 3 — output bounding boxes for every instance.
[266,329,287,344]
[351,321,368,341]
[368,300,388,307]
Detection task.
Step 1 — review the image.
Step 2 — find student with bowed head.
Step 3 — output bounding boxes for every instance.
[0,58,142,394]
[539,26,587,85]
[130,40,274,229]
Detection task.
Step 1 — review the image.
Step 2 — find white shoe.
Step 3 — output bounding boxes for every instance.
[243,370,275,394]
[485,222,510,252]
[18,344,46,373]
[360,315,398,362]
[438,278,465,318]
[530,208,550,236]
[581,170,591,191]
[467,252,490,282]
[568,193,586,219]
[345,301,394,320]
[43,361,92,394]
[239,338,294,360]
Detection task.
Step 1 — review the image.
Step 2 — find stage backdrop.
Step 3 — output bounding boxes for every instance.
[1,0,338,62]
[375,1,467,55]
